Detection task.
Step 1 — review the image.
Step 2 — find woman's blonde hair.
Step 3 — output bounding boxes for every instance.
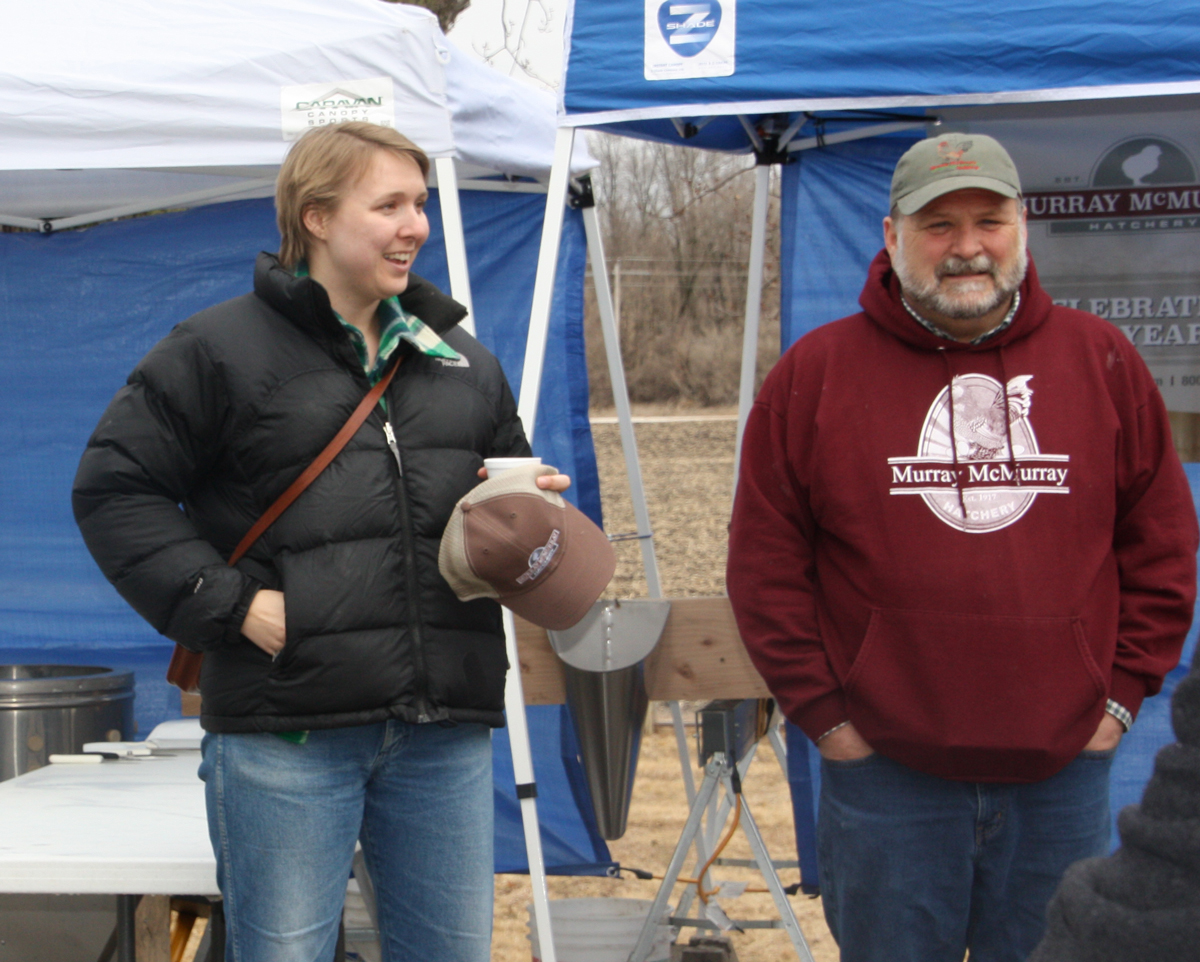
[275,122,430,270]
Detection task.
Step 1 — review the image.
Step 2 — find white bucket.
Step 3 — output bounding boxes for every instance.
[527,898,673,962]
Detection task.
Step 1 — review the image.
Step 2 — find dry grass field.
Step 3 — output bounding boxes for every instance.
[488,411,838,962]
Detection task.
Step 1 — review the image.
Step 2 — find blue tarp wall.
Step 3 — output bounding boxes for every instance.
[0,191,613,875]
[779,138,1200,881]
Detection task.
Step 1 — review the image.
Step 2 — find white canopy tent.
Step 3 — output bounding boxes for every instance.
[1,2,599,954]
[1,0,593,329]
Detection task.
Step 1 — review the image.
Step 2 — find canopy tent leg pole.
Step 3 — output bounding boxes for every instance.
[501,608,558,962]
[505,124,576,962]
[516,126,576,435]
[434,157,476,337]
[733,164,772,493]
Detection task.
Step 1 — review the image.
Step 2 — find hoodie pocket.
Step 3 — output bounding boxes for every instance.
[844,608,1106,758]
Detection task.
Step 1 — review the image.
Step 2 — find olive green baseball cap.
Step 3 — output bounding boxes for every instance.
[890,134,1022,215]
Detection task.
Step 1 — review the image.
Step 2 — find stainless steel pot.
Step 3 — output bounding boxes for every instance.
[0,665,134,781]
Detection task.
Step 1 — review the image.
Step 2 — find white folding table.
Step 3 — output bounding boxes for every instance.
[0,750,217,961]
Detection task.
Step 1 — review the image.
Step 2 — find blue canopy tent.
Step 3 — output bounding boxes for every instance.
[524,0,1200,899]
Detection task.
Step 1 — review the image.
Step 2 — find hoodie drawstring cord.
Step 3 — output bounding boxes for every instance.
[942,350,969,523]
[997,346,1021,486]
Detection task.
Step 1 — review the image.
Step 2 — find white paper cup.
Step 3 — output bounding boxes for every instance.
[483,456,542,477]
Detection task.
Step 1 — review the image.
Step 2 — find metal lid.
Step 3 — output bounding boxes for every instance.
[0,665,135,706]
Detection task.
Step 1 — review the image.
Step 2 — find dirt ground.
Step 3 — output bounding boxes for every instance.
[489,411,838,962]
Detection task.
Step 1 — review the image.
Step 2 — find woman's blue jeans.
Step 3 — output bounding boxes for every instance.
[817,748,1115,962]
[198,720,494,962]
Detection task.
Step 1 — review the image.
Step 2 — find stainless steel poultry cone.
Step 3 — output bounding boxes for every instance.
[549,599,671,840]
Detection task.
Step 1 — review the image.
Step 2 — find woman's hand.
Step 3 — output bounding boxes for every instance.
[241,589,287,657]
[477,466,571,492]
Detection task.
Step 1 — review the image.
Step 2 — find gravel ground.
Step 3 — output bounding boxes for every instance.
[488,412,838,962]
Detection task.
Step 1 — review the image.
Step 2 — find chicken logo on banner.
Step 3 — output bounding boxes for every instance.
[1093,137,1195,189]
[887,375,1071,533]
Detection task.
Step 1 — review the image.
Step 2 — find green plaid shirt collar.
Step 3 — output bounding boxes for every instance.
[295,263,460,384]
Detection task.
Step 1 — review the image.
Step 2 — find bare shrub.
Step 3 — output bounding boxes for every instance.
[584,133,782,409]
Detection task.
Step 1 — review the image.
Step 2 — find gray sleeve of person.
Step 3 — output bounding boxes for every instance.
[1028,666,1200,962]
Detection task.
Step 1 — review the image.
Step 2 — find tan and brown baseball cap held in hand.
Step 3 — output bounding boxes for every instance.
[438,463,616,631]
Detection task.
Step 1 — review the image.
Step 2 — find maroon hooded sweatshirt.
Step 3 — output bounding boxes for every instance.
[727,250,1198,783]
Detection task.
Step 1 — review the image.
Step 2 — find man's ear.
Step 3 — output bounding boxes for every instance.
[883,215,899,258]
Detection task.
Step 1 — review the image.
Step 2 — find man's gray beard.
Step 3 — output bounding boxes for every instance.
[894,228,1027,320]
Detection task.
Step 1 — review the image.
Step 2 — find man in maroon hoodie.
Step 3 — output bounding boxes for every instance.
[727,134,1198,962]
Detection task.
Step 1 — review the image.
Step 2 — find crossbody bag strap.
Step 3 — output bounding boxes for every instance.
[228,354,403,565]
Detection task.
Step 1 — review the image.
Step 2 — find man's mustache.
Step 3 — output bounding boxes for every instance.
[937,255,995,279]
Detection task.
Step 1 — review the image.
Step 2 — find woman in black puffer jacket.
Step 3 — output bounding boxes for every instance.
[73,122,567,962]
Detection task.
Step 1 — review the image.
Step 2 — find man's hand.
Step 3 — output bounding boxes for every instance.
[1083,712,1125,752]
[477,466,571,492]
[817,722,876,762]
[241,589,286,657]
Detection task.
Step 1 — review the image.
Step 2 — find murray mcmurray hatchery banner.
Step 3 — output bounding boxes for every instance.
[943,103,1200,416]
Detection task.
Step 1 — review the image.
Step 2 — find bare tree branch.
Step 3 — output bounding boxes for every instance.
[585,134,782,407]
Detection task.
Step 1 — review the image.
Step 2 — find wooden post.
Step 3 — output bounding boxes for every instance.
[135,894,170,962]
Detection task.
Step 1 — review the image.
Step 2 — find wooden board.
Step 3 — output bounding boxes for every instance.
[136,894,170,962]
[516,596,771,704]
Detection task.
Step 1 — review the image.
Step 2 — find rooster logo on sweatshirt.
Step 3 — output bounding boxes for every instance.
[887,374,1070,533]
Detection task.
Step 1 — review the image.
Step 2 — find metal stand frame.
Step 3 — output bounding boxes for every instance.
[579,197,663,600]
[628,751,815,962]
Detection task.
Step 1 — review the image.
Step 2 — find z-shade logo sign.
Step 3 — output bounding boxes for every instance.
[645,0,736,81]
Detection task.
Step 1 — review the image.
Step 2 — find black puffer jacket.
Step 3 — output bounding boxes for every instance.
[73,253,530,733]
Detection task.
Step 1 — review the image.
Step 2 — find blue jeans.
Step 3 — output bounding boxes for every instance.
[198,720,494,962]
[817,749,1114,962]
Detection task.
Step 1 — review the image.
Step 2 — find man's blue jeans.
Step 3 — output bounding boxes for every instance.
[198,720,494,962]
[817,748,1115,962]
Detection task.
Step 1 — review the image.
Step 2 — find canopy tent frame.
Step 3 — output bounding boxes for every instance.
[558,84,1200,131]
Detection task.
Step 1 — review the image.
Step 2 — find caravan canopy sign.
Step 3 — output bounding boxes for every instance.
[280,77,396,140]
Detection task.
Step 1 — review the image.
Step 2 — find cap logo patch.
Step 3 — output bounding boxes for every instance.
[517,529,561,585]
[930,139,979,173]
